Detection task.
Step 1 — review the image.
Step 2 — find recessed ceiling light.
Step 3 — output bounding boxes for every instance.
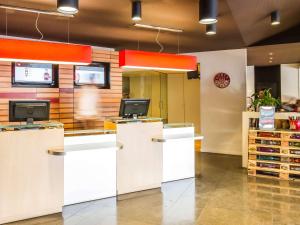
[199,0,218,24]
[269,57,273,60]
[269,52,274,56]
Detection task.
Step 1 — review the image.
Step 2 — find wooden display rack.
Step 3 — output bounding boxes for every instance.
[248,129,300,181]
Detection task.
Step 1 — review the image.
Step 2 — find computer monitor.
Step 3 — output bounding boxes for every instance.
[119,99,150,119]
[9,100,50,124]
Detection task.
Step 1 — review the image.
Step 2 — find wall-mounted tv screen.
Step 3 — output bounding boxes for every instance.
[12,62,58,88]
[74,62,110,88]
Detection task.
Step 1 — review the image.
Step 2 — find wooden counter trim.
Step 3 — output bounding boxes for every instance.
[48,147,65,156]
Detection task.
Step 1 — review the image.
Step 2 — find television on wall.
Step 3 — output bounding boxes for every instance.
[74,62,110,88]
[12,62,58,88]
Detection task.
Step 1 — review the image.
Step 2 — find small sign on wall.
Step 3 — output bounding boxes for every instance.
[214,72,230,88]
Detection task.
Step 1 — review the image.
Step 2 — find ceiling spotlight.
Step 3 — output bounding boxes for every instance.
[269,52,274,56]
[57,0,79,15]
[206,24,216,35]
[199,0,218,24]
[132,0,142,21]
[271,11,280,26]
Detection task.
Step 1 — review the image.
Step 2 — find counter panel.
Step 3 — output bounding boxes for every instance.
[117,122,163,195]
[64,134,117,205]
[0,128,64,224]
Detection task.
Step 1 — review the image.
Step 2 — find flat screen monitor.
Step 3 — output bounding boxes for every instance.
[12,62,58,87]
[9,100,50,124]
[119,99,150,118]
[74,62,110,88]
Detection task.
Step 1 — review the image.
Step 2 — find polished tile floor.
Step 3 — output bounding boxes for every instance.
[8,153,300,225]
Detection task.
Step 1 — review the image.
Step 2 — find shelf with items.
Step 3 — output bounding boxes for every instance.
[248,129,300,181]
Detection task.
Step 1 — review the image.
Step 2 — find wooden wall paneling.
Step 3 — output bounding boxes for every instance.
[72,49,122,130]
[0,49,122,130]
[0,63,12,88]
[58,64,74,130]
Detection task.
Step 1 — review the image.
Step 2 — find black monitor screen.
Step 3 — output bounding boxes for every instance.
[74,62,110,88]
[119,99,150,118]
[9,100,50,123]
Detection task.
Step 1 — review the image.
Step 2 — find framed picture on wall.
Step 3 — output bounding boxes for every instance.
[74,62,110,89]
[12,62,59,88]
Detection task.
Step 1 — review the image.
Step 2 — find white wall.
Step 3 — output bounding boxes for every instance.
[246,66,255,109]
[189,49,247,155]
[281,64,300,103]
[246,66,255,98]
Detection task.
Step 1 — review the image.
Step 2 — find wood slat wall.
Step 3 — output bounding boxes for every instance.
[0,48,122,130]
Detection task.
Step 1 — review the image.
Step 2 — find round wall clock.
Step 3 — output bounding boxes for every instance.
[214,73,230,88]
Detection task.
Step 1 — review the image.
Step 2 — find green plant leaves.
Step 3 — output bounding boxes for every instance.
[251,88,281,110]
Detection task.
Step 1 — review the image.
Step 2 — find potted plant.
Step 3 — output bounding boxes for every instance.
[250,89,281,112]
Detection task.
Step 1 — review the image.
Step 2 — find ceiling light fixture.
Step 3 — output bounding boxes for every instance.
[0,4,73,17]
[0,38,91,65]
[271,11,280,26]
[57,0,79,15]
[132,0,142,21]
[206,24,216,35]
[119,50,197,72]
[133,23,183,33]
[199,0,218,24]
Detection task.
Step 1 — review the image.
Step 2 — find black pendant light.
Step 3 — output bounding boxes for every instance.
[132,0,142,21]
[57,0,79,14]
[271,11,280,26]
[206,24,216,35]
[199,0,218,24]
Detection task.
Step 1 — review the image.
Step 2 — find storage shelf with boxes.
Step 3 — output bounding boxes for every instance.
[248,129,300,181]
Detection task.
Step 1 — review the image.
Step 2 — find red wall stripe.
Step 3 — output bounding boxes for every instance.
[36,97,59,103]
[59,88,74,93]
[0,93,59,103]
[0,93,36,98]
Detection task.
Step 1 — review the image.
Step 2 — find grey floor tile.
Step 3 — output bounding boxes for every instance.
[8,152,300,225]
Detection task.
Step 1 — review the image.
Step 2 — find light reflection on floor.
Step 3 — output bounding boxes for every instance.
[6,153,300,225]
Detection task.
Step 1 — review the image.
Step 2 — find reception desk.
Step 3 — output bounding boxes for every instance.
[0,119,202,224]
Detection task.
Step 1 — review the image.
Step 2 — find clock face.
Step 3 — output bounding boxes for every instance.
[214,73,230,88]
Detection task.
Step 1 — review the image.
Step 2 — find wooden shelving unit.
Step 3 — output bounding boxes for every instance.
[248,129,300,181]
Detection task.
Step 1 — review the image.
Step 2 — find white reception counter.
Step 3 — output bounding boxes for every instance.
[0,120,202,224]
